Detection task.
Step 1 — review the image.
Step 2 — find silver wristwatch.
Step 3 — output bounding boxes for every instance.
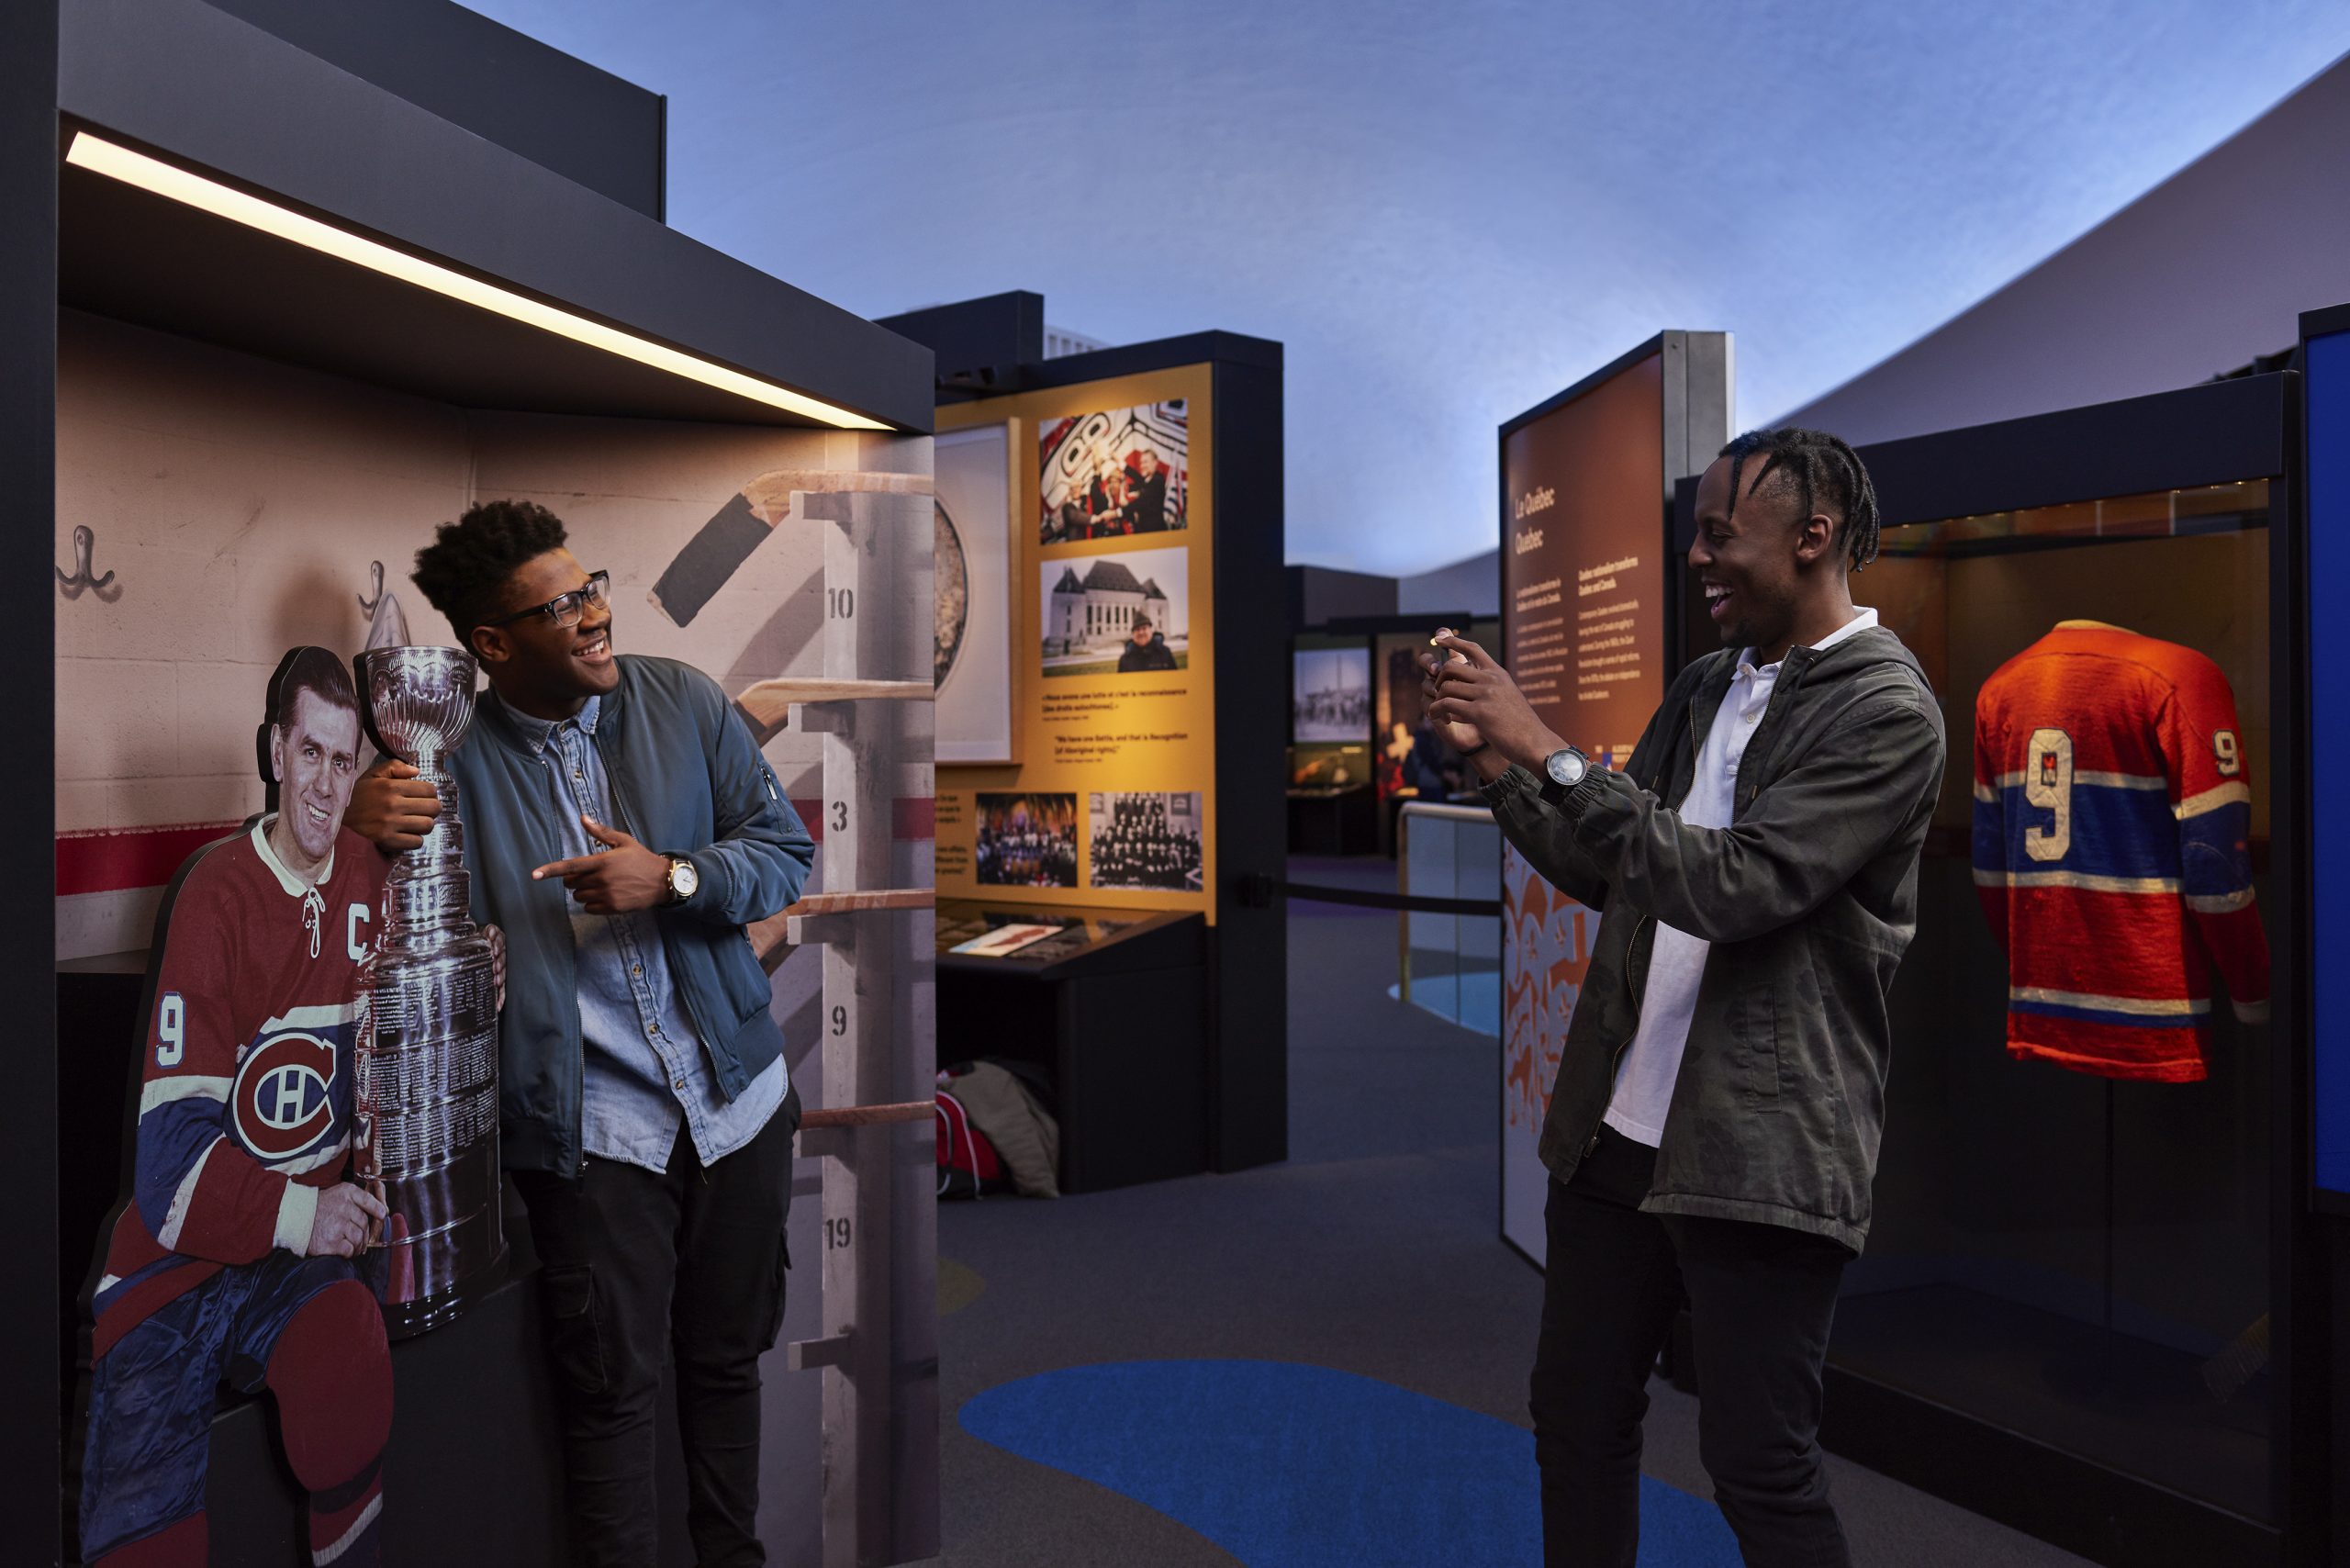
[1543,746,1590,790]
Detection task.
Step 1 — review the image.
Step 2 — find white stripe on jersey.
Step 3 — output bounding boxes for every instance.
[2187,888,2257,914]
[2010,985,2210,1018]
[1989,768,2166,792]
[274,1137,352,1177]
[156,1138,219,1250]
[140,1075,232,1116]
[259,1003,362,1033]
[2176,780,2252,821]
[1973,868,2181,895]
[313,1491,383,1565]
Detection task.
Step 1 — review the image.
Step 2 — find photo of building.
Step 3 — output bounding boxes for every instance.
[1038,545,1190,678]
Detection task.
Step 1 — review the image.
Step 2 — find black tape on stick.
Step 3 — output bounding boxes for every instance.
[649,492,773,627]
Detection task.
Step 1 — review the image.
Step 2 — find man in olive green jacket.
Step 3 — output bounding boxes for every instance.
[1427,428,1945,1568]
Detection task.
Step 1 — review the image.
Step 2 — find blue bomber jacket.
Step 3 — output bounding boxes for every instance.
[449,655,814,1177]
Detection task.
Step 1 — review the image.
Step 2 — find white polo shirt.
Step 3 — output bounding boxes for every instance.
[1602,608,1879,1147]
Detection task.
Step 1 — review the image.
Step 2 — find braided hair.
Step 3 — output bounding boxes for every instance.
[1720,427,1881,573]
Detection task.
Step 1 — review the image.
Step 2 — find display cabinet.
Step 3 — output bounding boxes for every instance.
[935,900,1209,1192]
[1672,371,2318,1567]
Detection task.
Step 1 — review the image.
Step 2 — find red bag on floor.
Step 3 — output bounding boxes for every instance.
[936,1087,1005,1199]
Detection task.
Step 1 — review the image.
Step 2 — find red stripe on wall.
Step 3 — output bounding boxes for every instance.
[56,822,244,897]
[59,790,938,896]
[791,798,935,845]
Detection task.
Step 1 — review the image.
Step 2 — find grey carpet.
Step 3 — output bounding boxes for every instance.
[933,857,2095,1566]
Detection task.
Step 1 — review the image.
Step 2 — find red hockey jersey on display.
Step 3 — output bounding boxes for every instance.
[1972,622,2270,1082]
[91,820,385,1357]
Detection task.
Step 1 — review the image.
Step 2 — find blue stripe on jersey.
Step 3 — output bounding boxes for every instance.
[2011,997,2200,1030]
[1971,782,2181,882]
[131,1098,222,1238]
[2178,801,2255,897]
[89,1252,200,1316]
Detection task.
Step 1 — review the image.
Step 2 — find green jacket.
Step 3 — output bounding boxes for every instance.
[1484,626,1945,1251]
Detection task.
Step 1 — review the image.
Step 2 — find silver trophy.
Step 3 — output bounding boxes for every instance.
[352,645,508,1337]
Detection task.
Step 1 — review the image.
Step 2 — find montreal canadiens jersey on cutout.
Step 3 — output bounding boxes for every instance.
[92,819,386,1356]
[1972,622,2270,1082]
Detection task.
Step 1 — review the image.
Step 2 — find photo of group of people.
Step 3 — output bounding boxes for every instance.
[1038,399,1189,545]
[970,790,1206,895]
[1087,792,1204,892]
[1292,646,1372,742]
[1039,545,1191,679]
[975,793,1081,888]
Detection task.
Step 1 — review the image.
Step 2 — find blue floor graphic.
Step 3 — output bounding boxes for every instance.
[960,1359,1742,1567]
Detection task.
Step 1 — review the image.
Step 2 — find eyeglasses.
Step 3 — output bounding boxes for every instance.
[485,571,610,630]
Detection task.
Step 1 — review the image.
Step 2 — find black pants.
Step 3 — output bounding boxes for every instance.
[1530,1126,1852,1568]
[514,1100,796,1568]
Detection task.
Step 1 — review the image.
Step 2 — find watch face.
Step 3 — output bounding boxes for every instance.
[671,858,699,898]
[1546,749,1586,788]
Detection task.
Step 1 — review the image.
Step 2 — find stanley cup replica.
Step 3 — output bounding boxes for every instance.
[352,645,508,1336]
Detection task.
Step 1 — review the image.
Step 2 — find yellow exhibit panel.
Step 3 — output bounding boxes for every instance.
[934,364,1218,921]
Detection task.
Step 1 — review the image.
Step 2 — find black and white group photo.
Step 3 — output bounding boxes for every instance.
[1086,791,1204,892]
[974,793,1080,888]
[1292,646,1372,742]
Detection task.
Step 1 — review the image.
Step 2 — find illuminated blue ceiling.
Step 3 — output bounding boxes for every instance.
[460,0,2349,577]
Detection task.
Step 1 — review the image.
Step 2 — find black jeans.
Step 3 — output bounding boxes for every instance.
[1530,1126,1852,1568]
[513,1098,797,1568]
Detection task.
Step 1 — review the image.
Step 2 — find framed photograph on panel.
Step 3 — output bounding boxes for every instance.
[936,423,1015,762]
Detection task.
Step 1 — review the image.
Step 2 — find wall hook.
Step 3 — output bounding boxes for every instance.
[358,560,386,617]
[56,525,119,600]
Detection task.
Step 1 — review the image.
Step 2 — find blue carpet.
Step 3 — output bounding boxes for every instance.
[960,1359,1742,1567]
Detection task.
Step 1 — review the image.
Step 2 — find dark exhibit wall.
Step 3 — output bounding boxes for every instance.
[4,0,59,1555]
[923,327,1287,1182]
[2309,313,2350,1206]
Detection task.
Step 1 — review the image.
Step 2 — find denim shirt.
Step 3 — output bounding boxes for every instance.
[502,691,785,1172]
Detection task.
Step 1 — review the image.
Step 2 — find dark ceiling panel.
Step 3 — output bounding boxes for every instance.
[199,0,666,221]
[58,0,932,431]
[62,161,828,426]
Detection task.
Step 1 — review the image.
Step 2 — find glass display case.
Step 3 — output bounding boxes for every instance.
[1662,372,2318,1566]
[1842,479,2277,1520]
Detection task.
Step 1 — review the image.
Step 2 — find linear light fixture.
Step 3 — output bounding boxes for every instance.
[65,130,889,431]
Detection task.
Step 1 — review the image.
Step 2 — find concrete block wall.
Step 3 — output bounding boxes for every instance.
[55,305,937,1567]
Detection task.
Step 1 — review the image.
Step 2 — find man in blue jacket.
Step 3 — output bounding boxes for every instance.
[348,499,814,1567]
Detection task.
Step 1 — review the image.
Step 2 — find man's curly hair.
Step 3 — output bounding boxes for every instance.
[411,499,569,637]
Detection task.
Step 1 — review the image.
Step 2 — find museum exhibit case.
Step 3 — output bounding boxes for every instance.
[1288,631,1378,855]
[897,301,1288,1181]
[1656,365,2337,1568]
[16,2,943,1562]
[934,901,1210,1193]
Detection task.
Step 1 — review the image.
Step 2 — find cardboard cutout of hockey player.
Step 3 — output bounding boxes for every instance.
[79,646,393,1568]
